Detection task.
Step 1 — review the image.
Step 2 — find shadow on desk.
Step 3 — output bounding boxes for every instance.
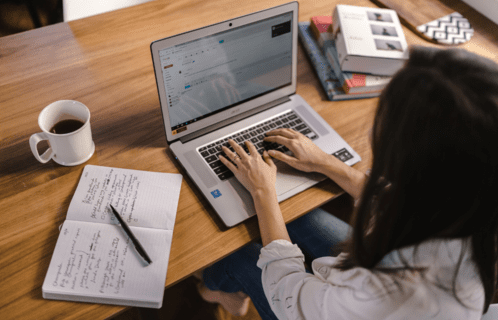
[91,106,166,150]
[0,106,165,202]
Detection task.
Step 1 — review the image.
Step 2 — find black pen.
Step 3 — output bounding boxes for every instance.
[110,205,152,265]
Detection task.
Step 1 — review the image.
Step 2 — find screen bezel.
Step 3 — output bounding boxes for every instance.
[150,1,298,144]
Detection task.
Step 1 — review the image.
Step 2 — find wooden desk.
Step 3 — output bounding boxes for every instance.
[1,0,496,319]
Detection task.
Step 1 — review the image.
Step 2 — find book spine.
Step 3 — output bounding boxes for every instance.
[298,23,337,101]
[344,74,366,94]
[309,20,322,42]
[324,43,356,94]
[323,43,346,85]
[324,42,390,94]
[298,22,381,101]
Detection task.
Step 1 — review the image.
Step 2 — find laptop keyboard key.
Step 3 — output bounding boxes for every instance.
[295,124,306,131]
[214,166,228,175]
[218,171,234,180]
[205,155,217,163]
[241,144,250,153]
[210,160,223,168]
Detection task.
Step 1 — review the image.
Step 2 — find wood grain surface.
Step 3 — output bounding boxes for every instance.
[371,0,495,44]
[0,0,497,319]
[372,0,454,26]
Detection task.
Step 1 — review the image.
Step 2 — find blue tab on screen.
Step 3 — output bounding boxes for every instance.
[211,189,222,198]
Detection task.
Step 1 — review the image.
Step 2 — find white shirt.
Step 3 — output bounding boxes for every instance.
[257,237,484,320]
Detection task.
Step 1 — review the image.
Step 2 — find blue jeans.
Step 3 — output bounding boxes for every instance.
[202,208,352,320]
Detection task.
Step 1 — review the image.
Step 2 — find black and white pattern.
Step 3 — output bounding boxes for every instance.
[416,12,473,45]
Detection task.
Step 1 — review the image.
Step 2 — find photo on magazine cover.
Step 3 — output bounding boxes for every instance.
[374,38,403,51]
[367,11,393,23]
[370,24,398,37]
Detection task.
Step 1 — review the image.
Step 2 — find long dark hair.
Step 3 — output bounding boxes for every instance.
[336,46,498,313]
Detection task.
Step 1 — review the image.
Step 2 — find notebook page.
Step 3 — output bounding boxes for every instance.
[66,165,182,230]
[42,220,171,306]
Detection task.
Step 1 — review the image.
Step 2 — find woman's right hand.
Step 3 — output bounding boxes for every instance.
[264,128,331,173]
[265,128,367,200]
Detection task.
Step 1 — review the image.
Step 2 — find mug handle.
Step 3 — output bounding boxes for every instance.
[29,132,53,163]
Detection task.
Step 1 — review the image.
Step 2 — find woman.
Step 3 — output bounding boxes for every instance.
[196,46,498,319]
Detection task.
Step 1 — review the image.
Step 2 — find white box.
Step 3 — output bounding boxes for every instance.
[332,5,409,76]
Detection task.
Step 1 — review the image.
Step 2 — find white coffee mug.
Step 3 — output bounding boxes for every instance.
[29,100,95,166]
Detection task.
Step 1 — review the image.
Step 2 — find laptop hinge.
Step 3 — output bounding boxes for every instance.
[180,96,291,144]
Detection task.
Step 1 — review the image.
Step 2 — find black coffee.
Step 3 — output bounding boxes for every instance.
[49,119,84,134]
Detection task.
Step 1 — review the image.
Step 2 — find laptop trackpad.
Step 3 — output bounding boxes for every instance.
[275,161,325,196]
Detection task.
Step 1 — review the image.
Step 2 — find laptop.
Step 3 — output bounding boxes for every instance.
[150,1,361,227]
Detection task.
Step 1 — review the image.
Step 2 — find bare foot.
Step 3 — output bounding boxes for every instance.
[197,282,250,317]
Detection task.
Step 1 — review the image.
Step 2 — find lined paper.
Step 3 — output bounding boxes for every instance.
[67,165,182,230]
[43,220,172,307]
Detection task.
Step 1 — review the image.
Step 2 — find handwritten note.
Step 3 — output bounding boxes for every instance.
[67,165,183,230]
[51,222,131,295]
[44,220,172,304]
[42,165,182,308]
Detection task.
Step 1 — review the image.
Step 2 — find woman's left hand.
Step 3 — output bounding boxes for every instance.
[219,139,277,196]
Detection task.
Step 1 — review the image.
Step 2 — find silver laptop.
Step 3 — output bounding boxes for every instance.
[150,1,361,227]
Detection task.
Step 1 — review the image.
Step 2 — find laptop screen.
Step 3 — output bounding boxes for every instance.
[158,12,293,135]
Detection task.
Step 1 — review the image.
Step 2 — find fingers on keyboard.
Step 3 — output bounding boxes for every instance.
[199,111,316,180]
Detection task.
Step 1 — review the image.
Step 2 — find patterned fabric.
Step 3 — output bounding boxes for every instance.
[416,12,474,45]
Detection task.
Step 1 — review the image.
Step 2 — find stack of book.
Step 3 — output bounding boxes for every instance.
[298,5,409,101]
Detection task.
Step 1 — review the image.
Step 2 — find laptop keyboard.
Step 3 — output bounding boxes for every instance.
[198,110,317,181]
